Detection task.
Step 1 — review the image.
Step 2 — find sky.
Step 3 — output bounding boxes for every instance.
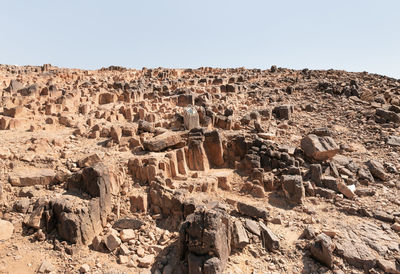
[0,0,399,78]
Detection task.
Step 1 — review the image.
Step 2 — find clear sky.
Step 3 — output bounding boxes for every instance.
[1,0,399,78]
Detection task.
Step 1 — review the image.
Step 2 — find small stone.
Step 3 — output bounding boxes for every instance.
[366,160,387,181]
[244,219,260,236]
[337,181,355,199]
[120,229,136,242]
[300,225,316,240]
[105,234,121,251]
[119,255,129,264]
[79,264,90,273]
[38,260,55,273]
[391,223,400,232]
[138,255,154,268]
[0,220,14,241]
[137,246,145,257]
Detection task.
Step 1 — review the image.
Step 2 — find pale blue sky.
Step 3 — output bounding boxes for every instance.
[1,0,399,78]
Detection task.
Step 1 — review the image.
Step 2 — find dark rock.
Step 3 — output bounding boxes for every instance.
[366,160,387,181]
[259,222,279,251]
[113,218,144,230]
[231,220,249,249]
[281,175,305,204]
[310,233,335,268]
[310,164,322,185]
[272,105,293,120]
[236,202,269,219]
[375,108,400,124]
[179,209,231,274]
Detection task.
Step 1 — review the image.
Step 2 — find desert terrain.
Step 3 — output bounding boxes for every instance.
[0,64,399,274]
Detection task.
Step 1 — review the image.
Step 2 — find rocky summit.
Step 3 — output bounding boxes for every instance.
[0,64,399,273]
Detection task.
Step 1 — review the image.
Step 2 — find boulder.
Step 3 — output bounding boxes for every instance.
[310,233,335,268]
[77,154,102,168]
[272,105,293,120]
[236,202,269,219]
[231,220,249,249]
[186,135,209,171]
[366,160,387,181]
[203,130,224,167]
[143,131,182,152]
[25,163,113,245]
[260,222,279,251]
[179,209,231,274]
[9,168,56,187]
[337,181,355,199]
[375,108,400,124]
[281,175,305,204]
[301,134,339,161]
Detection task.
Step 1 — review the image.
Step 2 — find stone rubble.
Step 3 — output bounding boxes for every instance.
[0,64,399,273]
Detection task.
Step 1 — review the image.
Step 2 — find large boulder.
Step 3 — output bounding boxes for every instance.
[25,163,113,245]
[301,134,339,161]
[186,134,209,171]
[179,209,231,274]
[9,168,56,187]
[143,131,182,152]
[203,130,224,167]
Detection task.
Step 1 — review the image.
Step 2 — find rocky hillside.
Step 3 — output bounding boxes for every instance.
[0,64,399,273]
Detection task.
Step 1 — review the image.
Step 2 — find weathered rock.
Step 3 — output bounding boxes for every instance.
[186,135,209,171]
[9,168,56,186]
[244,219,260,236]
[375,108,400,124]
[143,131,182,152]
[183,107,200,130]
[231,220,249,249]
[0,219,14,241]
[337,181,355,199]
[310,233,335,268]
[138,255,154,268]
[113,218,144,230]
[77,153,102,168]
[120,229,135,242]
[387,135,400,147]
[0,147,11,159]
[300,225,316,240]
[138,120,155,133]
[179,209,231,274]
[377,258,400,274]
[38,260,55,273]
[310,164,322,184]
[259,222,279,251]
[366,160,387,181]
[105,233,121,251]
[79,264,91,273]
[110,126,122,143]
[301,134,339,161]
[25,163,114,245]
[272,105,293,120]
[130,194,148,213]
[281,175,305,204]
[203,130,224,167]
[236,202,269,219]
